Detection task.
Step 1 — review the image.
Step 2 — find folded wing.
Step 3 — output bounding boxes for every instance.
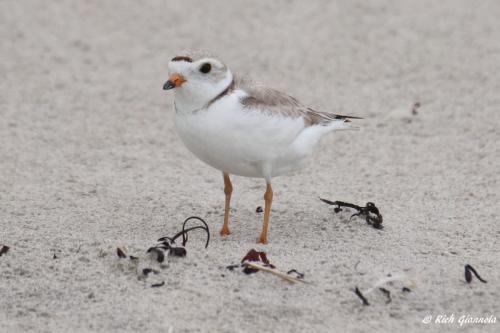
[238,80,362,126]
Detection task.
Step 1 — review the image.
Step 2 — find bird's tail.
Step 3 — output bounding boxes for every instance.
[325,119,360,131]
[307,109,362,131]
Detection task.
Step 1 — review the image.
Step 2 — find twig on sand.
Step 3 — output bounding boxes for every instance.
[245,262,307,284]
[227,249,308,284]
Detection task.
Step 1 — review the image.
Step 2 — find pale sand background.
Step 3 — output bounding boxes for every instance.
[1,1,499,332]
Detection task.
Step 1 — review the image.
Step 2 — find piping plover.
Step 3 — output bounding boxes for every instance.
[163,53,360,244]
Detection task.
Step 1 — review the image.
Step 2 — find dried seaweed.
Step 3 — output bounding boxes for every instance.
[465,264,487,283]
[158,216,210,248]
[0,245,9,257]
[320,198,383,229]
[146,247,165,263]
[287,269,305,279]
[151,281,165,288]
[116,247,127,259]
[241,249,271,265]
[354,273,415,305]
[241,249,272,274]
[354,287,370,306]
[169,247,187,257]
[149,216,210,261]
[379,287,392,304]
[142,268,159,276]
[411,102,421,115]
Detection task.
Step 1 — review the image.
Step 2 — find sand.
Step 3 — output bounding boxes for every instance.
[1,1,499,332]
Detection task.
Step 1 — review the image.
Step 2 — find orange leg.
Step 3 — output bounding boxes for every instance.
[220,172,232,236]
[258,182,273,244]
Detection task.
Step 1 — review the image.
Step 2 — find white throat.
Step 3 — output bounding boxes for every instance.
[174,71,234,113]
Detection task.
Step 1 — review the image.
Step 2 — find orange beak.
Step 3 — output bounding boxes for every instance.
[163,73,186,90]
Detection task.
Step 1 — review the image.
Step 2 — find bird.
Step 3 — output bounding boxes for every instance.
[163,52,360,244]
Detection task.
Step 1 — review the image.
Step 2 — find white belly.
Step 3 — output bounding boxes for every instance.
[174,94,319,179]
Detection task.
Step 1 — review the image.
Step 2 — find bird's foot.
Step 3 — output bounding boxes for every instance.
[220,227,231,236]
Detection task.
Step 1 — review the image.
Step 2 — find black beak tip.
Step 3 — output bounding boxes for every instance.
[163,80,175,90]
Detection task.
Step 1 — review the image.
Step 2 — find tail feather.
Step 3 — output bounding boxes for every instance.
[306,108,362,127]
[325,119,360,131]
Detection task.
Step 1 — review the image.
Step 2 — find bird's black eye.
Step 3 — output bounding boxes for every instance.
[199,63,211,74]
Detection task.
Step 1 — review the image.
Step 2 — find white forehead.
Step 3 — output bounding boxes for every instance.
[168,60,192,73]
[168,57,226,73]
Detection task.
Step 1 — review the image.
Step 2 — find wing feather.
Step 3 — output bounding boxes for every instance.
[237,79,361,126]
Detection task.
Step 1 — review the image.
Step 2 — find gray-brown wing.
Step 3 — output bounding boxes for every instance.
[238,82,361,126]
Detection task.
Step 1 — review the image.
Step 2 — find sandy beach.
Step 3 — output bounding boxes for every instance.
[1,1,499,332]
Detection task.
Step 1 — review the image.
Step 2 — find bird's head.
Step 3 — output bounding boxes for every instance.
[163,54,233,112]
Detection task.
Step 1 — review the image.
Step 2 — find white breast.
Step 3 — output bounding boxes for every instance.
[174,90,328,179]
